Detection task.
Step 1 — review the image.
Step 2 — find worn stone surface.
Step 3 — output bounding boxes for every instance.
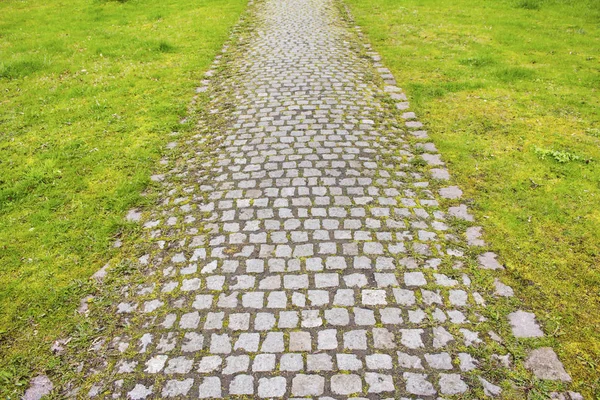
[23,375,53,400]
[465,226,485,246]
[439,186,463,199]
[509,310,544,338]
[525,348,572,381]
[494,278,514,297]
[71,0,575,398]
[478,251,503,270]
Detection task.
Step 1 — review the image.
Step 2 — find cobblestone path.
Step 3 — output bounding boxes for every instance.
[78,0,576,398]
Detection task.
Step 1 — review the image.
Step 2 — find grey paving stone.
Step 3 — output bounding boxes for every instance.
[301,310,322,328]
[458,353,478,371]
[179,311,200,329]
[258,376,287,398]
[128,384,153,400]
[344,330,367,350]
[162,379,193,397]
[525,348,571,381]
[431,168,450,180]
[331,374,362,395]
[354,307,376,325]
[404,272,426,286]
[198,356,221,373]
[398,352,424,369]
[408,308,427,323]
[508,310,544,338]
[291,374,325,396]
[400,329,424,349]
[318,329,338,350]
[365,372,395,393]
[307,353,333,371]
[314,273,339,288]
[23,375,53,400]
[433,326,455,349]
[145,355,167,374]
[366,354,393,370]
[380,307,403,324]
[242,291,264,308]
[252,354,276,372]
[198,377,221,399]
[284,274,309,289]
[460,328,482,345]
[204,312,224,330]
[344,273,368,287]
[373,328,396,349]
[425,353,453,370]
[222,355,250,374]
[404,372,436,396]
[261,332,285,353]
[279,310,299,328]
[439,186,463,199]
[448,204,474,221]
[228,313,250,331]
[280,353,304,371]
[439,373,468,395]
[290,331,312,352]
[255,313,276,330]
[210,334,231,354]
[494,279,515,297]
[229,375,254,395]
[164,356,193,374]
[324,308,350,325]
[466,226,485,246]
[337,353,363,370]
[478,251,504,270]
[362,289,387,305]
[308,290,329,306]
[479,377,502,397]
[393,288,416,305]
[333,289,355,306]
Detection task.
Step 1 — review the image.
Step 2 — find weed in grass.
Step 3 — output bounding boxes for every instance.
[410,157,428,167]
[515,0,542,10]
[458,55,497,68]
[534,147,583,163]
[0,59,46,79]
[586,128,600,138]
[156,40,175,53]
[494,66,535,82]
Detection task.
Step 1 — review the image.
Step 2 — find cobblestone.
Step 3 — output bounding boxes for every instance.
[78,0,574,397]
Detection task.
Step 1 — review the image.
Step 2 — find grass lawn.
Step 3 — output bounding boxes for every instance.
[0,0,246,396]
[346,0,600,395]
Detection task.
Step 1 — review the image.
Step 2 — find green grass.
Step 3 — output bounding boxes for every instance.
[0,0,246,396]
[345,0,600,395]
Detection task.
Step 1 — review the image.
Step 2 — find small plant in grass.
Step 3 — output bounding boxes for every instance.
[534,147,583,163]
[410,157,427,167]
[458,55,497,68]
[515,0,542,10]
[586,128,600,138]
[0,60,46,79]
[156,41,175,53]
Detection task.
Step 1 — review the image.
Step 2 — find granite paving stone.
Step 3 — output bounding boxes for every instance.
[77,0,575,397]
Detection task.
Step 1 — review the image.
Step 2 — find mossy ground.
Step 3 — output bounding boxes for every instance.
[345,0,600,396]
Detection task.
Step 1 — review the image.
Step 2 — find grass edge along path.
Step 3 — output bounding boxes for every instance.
[344,0,600,396]
[0,0,247,397]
